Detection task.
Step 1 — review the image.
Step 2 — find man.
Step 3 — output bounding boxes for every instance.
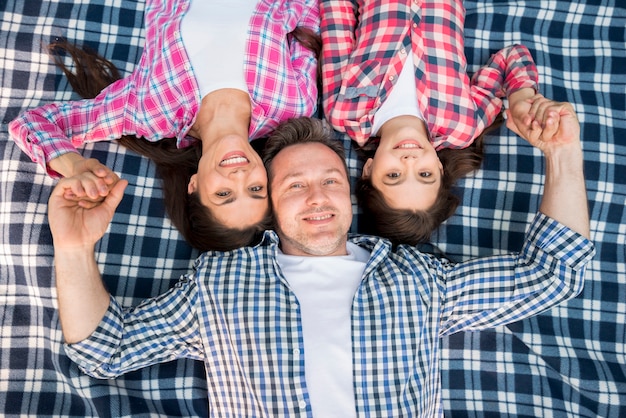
[49,97,594,417]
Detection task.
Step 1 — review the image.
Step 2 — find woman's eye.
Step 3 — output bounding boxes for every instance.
[216,191,231,197]
[387,172,401,178]
[420,172,432,178]
[249,185,264,192]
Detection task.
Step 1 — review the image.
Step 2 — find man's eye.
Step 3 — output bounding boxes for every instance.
[324,179,337,185]
[386,172,401,178]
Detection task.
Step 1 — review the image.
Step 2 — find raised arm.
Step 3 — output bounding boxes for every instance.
[506,94,590,238]
[48,176,128,343]
[469,44,539,137]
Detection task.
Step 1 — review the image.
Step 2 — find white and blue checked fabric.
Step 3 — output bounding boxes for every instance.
[1,0,624,417]
[64,215,592,417]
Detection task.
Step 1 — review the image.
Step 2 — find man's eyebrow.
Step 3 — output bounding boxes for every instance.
[279,167,345,181]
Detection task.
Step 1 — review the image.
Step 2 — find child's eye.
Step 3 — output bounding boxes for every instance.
[420,172,432,178]
[216,191,231,197]
[386,172,401,178]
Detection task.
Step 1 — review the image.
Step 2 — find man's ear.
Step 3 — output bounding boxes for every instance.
[361,158,373,179]
[187,174,198,194]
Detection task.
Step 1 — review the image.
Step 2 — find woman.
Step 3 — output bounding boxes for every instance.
[9,0,320,251]
[320,0,538,245]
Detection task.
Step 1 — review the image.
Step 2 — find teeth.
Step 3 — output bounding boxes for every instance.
[308,214,332,221]
[398,143,420,149]
[220,156,248,166]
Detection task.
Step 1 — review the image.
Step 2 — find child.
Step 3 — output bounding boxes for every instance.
[320,0,538,244]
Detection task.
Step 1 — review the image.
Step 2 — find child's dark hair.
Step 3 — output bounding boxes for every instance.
[356,125,500,246]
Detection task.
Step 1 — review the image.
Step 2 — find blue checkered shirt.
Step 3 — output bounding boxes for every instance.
[65,213,594,417]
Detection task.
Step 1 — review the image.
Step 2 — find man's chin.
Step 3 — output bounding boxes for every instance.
[282,234,348,257]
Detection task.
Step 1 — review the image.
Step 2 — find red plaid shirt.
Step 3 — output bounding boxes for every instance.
[10,0,319,177]
[320,0,538,148]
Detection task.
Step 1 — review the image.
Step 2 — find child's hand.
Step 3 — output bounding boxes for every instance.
[506,95,581,155]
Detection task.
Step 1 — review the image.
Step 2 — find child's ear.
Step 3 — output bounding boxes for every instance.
[361,158,374,179]
[187,174,198,194]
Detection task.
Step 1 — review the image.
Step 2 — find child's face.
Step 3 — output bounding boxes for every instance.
[362,120,443,211]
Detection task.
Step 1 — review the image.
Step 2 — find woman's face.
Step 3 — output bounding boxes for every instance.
[188,135,269,229]
[362,118,443,211]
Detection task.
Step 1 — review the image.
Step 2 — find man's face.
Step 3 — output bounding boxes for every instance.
[269,142,352,256]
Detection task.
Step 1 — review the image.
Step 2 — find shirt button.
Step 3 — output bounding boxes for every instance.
[388,75,395,81]
[298,400,307,409]
[175,31,180,38]
[291,303,299,310]
[293,348,301,356]
[412,23,418,28]
[400,49,406,55]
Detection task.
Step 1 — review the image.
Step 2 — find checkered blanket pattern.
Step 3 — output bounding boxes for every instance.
[0,0,624,416]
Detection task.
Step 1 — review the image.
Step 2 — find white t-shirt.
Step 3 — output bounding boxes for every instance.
[276,242,370,417]
[180,0,257,97]
[372,49,425,136]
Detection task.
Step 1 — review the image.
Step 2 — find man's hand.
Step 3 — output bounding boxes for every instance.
[507,95,589,238]
[48,175,128,250]
[506,94,581,155]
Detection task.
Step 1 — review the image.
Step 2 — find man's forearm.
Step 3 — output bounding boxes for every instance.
[55,247,111,344]
[539,145,590,239]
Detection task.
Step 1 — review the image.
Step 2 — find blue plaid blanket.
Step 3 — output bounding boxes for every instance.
[1,0,624,416]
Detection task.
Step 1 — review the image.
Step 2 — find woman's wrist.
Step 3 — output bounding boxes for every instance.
[48,152,85,178]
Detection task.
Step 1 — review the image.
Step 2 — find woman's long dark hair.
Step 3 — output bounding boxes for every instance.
[47,35,325,251]
[356,119,502,246]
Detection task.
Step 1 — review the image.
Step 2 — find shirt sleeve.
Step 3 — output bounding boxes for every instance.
[439,212,595,336]
[289,0,321,117]
[63,275,204,379]
[8,78,131,178]
[319,0,358,130]
[469,44,539,136]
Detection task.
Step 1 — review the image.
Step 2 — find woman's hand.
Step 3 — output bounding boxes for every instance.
[48,175,128,250]
[49,153,119,200]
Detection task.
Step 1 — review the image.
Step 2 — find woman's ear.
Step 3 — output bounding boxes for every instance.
[187,174,198,194]
[361,158,373,179]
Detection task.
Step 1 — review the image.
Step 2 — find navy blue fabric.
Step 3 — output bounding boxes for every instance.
[0,0,624,416]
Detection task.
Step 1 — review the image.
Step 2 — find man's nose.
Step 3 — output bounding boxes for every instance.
[306,185,328,205]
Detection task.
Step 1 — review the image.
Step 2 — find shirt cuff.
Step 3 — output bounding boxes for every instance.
[63,296,124,378]
[525,212,596,270]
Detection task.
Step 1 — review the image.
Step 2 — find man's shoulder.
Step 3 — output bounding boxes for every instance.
[193,231,279,268]
[348,234,446,262]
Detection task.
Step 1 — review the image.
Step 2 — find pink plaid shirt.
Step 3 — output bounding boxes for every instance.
[320,0,538,148]
[10,0,319,177]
